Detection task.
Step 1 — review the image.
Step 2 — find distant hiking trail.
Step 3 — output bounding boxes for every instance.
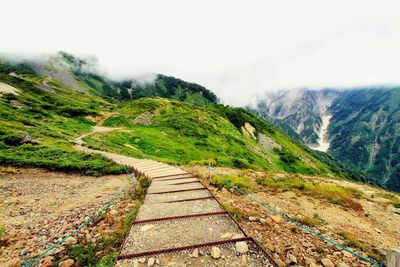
[74,124,273,266]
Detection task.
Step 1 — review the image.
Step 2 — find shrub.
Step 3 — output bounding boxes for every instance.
[338,231,366,251]
[211,174,250,191]
[221,202,242,220]
[0,224,5,237]
[293,214,323,227]
[232,158,249,169]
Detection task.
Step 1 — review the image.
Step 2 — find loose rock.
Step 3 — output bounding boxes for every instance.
[191,248,199,258]
[321,258,334,267]
[147,257,155,266]
[211,246,221,259]
[58,259,74,267]
[235,241,249,254]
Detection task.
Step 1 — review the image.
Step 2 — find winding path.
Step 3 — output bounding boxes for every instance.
[74,126,272,266]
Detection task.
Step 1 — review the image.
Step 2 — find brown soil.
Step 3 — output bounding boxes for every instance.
[0,167,130,264]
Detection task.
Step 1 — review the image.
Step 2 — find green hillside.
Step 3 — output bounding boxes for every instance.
[0,52,371,183]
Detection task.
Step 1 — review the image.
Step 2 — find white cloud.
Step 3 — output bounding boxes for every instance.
[1,0,400,105]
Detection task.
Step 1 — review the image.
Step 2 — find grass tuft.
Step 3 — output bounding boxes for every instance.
[256,175,364,211]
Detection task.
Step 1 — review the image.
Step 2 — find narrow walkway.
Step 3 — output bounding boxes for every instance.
[116,162,273,266]
[73,129,272,266]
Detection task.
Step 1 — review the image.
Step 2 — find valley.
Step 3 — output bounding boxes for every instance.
[252,88,400,192]
[311,114,332,152]
[0,52,399,266]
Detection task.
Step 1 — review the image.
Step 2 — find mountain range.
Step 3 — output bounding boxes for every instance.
[0,52,370,185]
[250,88,400,192]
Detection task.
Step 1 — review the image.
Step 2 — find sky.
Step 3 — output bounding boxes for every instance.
[1,0,400,105]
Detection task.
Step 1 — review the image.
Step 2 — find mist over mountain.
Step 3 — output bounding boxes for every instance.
[250,87,400,192]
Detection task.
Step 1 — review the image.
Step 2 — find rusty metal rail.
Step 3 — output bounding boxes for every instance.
[147,187,207,195]
[132,211,228,225]
[170,181,200,185]
[152,176,197,182]
[152,173,192,179]
[118,237,252,260]
[163,196,214,203]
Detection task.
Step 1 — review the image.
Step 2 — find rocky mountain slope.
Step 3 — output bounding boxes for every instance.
[0,52,369,182]
[251,88,400,192]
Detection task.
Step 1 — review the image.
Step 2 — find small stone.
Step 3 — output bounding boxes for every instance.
[211,246,221,259]
[5,259,22,267]
[199,249,205,256]
[374,228,382,234]
[273,258,285,267]
[147,257,155,266]
[342,250,352,257]
[192,207,203,213]
[321,258,334,267]
[191,248,199,258]
[235,241,249,254]
[58,259,74,267]
[241,255,248,266]
[140,224,155,232]
[304,257,315,265]
[336,263,349,267]
[259,218,267,224]
[270,215,283,223]
[288,254,297,263]
[309,263,318,267]
[39,258,52,267]
[249,216,257,221]
[138,257,146,263]
[110,209,118,216]
[222,232,233,239]
[64,237,77,245]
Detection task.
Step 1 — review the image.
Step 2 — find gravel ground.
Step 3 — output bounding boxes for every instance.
[148,182,204,193]
[151,177,199,185]
[136,199,224,220]
[120,216,244,254]
[117,241,272,267]
[152,174,195,181]
[144,190,212,204]
[0,168,129,264]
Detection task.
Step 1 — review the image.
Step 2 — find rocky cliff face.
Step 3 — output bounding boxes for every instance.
[251,87,400,192]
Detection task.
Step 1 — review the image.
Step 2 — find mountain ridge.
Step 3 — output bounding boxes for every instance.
[251,87,400,192]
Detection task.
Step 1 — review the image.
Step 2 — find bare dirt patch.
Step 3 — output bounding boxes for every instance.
[0,167,130,265]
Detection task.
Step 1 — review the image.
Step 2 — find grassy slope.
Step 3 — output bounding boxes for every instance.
[83,98,348,177]
[0,63,124,175]
[329,88,400,190]
[0,54,370,182]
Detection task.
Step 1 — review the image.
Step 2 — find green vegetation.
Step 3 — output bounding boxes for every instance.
[256,175,364,211]
[0,60,125,175]
[293,213,324,227]
[376,193,400,208]
[328,87,400,192]
[0,53,371,182]
[221,202,242,220]
[0,224,5,237]
[338,231,365,250]
[210,174,251,191]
